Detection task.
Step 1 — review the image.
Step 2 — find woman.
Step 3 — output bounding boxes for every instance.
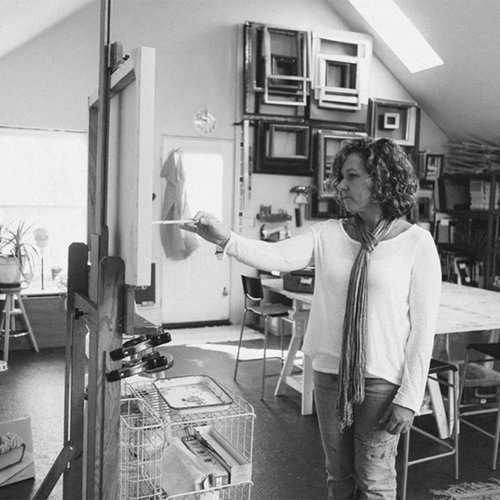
[183,137,441,499]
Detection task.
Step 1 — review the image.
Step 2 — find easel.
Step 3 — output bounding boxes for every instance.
[33,1,162,498]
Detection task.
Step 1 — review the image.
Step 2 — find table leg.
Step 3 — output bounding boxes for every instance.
[274,309,313,415]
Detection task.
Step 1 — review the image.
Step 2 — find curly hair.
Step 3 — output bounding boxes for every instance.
[328,137,418,219]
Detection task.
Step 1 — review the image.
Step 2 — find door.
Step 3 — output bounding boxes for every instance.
[160,136,233,325]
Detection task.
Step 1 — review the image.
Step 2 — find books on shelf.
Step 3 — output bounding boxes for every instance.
[469,179,500,210]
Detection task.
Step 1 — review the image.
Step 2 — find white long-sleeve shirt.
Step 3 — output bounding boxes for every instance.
[225,219,442,414]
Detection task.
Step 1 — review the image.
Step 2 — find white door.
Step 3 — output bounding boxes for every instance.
[160,136,233,325]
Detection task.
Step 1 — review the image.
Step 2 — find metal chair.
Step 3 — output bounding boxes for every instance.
[233,275,290,399]
[401,358,459,500]
[458,342,500,470]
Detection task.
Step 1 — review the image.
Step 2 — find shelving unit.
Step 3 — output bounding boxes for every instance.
[125,379,255,500]
[434,171,500,290]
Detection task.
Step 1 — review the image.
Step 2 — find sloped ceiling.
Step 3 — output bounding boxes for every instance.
[327,0,500,144]
[0,0,94,59]
[2,0,499,144]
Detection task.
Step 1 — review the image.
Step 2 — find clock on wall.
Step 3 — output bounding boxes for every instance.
[194,108,217,135]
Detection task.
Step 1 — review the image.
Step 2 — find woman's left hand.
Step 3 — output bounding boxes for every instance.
[379,403,415,434]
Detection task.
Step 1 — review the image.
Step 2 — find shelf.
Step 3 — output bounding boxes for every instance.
[437,243,477,256]
[440,209,490,219]
[256,213,292,222]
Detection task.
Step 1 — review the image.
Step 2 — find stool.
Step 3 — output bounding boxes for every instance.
[458,342,500,470]
[0,284,39,362]
[401,358,459,500]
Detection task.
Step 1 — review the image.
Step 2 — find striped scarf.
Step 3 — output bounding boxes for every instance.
[336,215,395,430]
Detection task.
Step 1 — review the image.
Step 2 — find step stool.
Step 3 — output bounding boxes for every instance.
[0,284,39,362]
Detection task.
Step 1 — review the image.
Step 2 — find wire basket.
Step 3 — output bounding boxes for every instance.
[127,378,255,500]
[120,395,165,499]
[129,379,255,464]
[164,481,252,500]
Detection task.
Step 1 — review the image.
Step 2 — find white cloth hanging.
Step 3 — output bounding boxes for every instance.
[160,149,200,260]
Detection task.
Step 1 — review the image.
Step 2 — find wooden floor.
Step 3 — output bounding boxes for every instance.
[1,329,500,499]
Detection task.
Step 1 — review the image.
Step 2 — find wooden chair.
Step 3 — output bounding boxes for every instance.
[401,358,459,500]
[233,275,290,399]
[459,342,500,470]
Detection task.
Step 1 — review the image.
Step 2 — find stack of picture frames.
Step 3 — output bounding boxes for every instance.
[240,21,421,219]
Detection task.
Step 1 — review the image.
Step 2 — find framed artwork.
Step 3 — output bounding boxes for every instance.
[425,154,444,181]
[368,98,420,147]
[254,121,312,175]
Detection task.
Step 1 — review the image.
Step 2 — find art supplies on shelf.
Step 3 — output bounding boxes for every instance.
[180,436,229,488]
[193,426,252,485]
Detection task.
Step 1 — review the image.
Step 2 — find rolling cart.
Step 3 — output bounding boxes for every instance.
[121,378,255,499]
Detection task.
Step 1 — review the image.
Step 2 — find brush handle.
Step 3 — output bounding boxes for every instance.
[152,220,195,225]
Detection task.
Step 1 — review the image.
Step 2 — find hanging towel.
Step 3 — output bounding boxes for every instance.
[160,149,200,260]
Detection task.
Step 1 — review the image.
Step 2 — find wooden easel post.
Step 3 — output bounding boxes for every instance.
[62,243,89,498]
[34,0,154,496]
[85,256,124,499]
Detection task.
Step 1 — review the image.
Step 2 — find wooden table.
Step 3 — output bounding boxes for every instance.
[262,279,500,426]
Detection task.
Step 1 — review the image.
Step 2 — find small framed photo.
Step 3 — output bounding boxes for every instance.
[425,154,444,181]
[383,112,400,130]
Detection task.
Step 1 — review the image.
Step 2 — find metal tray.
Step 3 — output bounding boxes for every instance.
[153,375,233,413]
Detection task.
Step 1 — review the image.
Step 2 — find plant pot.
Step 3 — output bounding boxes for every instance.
[0,255,21,286]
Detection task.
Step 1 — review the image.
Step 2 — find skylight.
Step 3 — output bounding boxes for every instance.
[349,0,443,73]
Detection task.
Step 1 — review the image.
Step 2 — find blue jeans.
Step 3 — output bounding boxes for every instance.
[314,371,400,500]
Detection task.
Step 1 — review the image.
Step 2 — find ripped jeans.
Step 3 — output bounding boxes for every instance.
[313,371,400,500]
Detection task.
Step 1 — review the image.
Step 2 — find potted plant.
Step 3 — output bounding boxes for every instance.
[0,221,38,286]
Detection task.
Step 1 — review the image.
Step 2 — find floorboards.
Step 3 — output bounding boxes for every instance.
[1,327,500,499]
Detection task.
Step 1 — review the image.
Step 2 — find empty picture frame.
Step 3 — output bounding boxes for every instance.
[315,129,368,198]
[255,122,312,175]
[312,30,372,111]
[424,154,444,181]
[262,24,310,106]
[369,99,419,146]
[242,22,308,117]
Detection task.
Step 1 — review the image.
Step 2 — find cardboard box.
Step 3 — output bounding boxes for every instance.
[181,436,229,488]
[194,426,252,485]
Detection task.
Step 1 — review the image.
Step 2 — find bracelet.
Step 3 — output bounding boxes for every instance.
[215,235,230,260]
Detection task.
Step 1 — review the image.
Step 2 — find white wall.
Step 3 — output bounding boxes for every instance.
[0,0,449,324]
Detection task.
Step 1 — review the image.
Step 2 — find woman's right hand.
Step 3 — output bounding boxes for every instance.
[181,211,231,248]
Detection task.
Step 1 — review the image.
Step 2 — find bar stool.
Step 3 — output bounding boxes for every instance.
[0,283,39,362]
[233,275,290,399]
[401,358,459,500]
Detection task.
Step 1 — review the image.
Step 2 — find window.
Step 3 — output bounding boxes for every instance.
[0,127,87,291]
[349,0,443,73]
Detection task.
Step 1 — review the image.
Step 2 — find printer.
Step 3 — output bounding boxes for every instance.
[283,267,315,293]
